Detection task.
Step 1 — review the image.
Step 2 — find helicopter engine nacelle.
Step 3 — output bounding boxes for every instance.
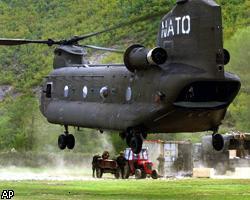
[124,44,167,72]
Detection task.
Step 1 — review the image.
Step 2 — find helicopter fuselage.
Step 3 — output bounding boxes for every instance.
[0,0,243,153]
[40,63,240,133]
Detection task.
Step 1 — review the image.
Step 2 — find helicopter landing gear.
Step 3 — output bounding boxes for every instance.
[212,127,224,151]
[58,125,75,150]
[58,134,67,150]
[130,135,143,154]
[123,127,147,154]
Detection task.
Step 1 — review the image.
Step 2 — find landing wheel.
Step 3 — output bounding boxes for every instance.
[212,133,224,151]
[58,134,67,150]
[58,133,75,150]
[130,135,142,154]
[125,127,145,154]
[66,134,75,149]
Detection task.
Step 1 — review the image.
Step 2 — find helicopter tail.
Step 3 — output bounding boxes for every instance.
[157,0,229,77]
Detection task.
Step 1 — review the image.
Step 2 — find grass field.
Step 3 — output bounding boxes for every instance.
[0,179,250,200]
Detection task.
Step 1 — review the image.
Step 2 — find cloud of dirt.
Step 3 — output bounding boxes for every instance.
[0,130,116,181]
[0,166,94,181]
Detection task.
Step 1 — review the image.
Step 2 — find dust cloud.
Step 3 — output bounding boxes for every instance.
[0,132,115,181]
[0,166,92,181]
[0,152,94,181]
[212,168,250,179]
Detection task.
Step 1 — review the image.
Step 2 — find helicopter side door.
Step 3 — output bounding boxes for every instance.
[40,79,53,115]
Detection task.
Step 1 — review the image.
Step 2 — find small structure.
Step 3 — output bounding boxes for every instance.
[144,133,250,178]
[143,140,193,177]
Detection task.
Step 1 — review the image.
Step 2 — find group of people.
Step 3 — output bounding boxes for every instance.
[92,150,127,178]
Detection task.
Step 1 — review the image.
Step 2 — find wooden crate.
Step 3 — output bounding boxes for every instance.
[193,168,214,178]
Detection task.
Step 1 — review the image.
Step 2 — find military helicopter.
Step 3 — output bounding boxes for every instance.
[0,0,241,154]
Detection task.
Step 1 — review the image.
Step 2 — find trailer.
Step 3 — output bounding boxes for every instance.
[95,158,120,178]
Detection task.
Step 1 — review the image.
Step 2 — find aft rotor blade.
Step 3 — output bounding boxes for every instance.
[67,9,168,44]
[0,38,60,46]
[84,45,124,53]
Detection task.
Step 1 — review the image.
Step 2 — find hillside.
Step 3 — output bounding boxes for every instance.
[0,0,249,153]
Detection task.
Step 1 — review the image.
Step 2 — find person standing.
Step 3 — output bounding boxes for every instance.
[116,151,127,179]
[102,151,110,160]
[157,154,165,177]
[92,154,101,178]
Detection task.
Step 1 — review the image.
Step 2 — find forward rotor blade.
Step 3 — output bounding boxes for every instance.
[0,9,168,46]
[67,9,168,44]
[0,38,60,46]
[83,45,124,53]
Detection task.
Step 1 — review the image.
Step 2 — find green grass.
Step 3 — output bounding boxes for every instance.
[0,179,250,200]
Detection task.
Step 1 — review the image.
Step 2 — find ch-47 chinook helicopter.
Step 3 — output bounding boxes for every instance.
[0,0,241,154]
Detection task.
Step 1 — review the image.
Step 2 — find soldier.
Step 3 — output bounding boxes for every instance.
[174,154,184,172]
[157,154,165,176]
[116,151,127,179]
[92,154,101,178]
[238,133,246,158]
[102,151,110,160]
